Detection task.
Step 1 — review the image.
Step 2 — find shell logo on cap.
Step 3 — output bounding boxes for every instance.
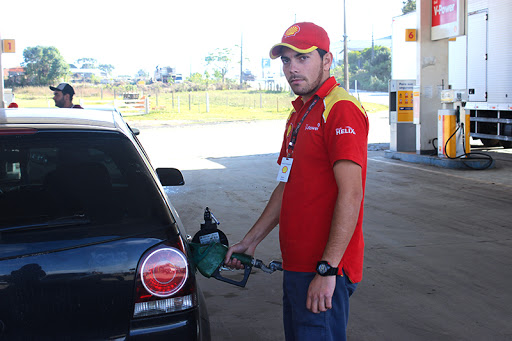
[284,25,300,38]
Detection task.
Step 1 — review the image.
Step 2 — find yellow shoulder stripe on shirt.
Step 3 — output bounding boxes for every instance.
[323,86,367,123]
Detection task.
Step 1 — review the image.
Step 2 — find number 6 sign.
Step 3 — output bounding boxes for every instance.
[405,29,417,42]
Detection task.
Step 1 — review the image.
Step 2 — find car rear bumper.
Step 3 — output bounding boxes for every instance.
[129,306,210,341]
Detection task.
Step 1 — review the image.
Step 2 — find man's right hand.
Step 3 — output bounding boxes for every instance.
[224,241,254,270]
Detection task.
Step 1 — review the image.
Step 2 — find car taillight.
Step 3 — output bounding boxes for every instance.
[141,247,188,297]
[134,242,197,318]
[0,128,37,135]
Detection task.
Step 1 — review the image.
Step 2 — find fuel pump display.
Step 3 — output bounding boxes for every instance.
[189,207,282,287]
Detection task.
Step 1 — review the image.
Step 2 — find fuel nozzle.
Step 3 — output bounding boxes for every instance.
[189,242,283,287]
[189,207,283,287]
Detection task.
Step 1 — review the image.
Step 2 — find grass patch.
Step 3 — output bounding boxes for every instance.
[361,102,388,113]
[11,86,388,122]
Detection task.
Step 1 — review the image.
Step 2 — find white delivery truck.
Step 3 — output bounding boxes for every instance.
[448,0,512,148]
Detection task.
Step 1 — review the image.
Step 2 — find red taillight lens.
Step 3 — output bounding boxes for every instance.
[140,247,188,297]
[134,244,197,318]
[0,128,37,135]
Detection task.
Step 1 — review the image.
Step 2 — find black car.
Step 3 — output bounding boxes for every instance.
[0,108,210,340]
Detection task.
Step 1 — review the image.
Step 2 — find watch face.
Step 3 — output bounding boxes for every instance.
[318,263,328,274]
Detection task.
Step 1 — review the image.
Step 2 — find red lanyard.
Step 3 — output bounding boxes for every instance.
[286,95,320,158]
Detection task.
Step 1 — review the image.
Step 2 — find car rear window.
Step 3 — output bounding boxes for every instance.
[0,130,172,229]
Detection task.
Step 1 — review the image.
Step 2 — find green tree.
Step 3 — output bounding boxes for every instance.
[136,69,148,78]
[90,74,101,85]
[213,70,223,82]
[334,46,391,92]
[187,72,206,84]
[402,0,416,14]
[204,70,210,86]
[205,48,232,84]
[99,64,115,75]
[76,58,97,69]
[22,46,69,86]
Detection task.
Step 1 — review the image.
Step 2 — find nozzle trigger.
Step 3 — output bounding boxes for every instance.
[212,265,252,288]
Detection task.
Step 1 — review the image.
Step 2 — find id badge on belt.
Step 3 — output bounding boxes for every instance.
[277,157,293,182]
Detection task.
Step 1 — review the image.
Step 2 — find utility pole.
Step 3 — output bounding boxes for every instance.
[240,33,243,85]
[0,33,4,108]
[371,26,375,62]
[343,0,349,91]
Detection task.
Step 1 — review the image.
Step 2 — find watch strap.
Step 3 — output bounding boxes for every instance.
[316,261,338,276]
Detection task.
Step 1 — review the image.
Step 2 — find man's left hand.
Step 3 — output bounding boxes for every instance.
[306,274,336,313]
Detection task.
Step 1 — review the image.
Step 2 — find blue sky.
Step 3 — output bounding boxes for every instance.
[1,0,405,78]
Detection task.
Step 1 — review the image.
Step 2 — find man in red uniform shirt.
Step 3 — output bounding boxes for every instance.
[226,22,369,341]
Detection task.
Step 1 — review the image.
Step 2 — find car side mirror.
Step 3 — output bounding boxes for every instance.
[127,124,140,136]
[156,168,185,186]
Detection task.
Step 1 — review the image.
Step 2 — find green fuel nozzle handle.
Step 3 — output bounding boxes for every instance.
[230,252,254,266]
[189,242,282,287]
[189,242,254,287]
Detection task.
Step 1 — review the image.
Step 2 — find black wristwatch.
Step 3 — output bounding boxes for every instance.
[316,261,338,276]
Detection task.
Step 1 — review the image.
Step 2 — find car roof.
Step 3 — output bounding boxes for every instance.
[0,108,122,131]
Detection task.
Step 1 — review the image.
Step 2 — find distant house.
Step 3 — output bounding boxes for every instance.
[154,66,176,83]
[69,65,107,81]
[3,67,26,85]
[3,67,25,79]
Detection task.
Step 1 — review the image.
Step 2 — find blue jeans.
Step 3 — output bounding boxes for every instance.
[283,270,357,341]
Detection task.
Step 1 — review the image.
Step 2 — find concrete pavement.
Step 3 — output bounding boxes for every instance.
[132,112,512,340]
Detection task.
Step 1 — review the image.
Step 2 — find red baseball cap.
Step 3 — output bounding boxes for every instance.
[270,22,330,59]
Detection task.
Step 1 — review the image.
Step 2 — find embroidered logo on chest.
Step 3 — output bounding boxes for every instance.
[305,123,320,131]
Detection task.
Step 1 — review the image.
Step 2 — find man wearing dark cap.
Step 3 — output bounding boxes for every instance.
[49,83,82,108]
[225,22,369,341]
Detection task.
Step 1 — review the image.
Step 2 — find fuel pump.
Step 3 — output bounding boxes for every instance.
[437,90,494,169]
[438,89,470,158]
[189,207,282,287]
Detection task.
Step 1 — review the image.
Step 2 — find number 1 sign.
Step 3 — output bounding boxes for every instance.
[2,39,15,53]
